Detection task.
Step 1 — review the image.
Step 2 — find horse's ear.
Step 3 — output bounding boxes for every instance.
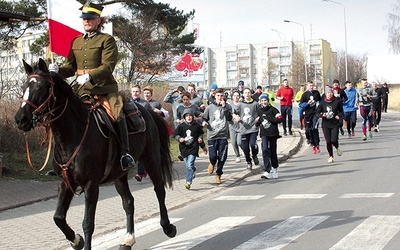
[22,59,33,75]
[38,58,49,73]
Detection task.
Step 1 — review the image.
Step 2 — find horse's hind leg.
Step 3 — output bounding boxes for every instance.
[54,181,84,250]
[114,175,136,249]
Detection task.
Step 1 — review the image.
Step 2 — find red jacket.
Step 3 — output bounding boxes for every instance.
[276,86,294,106]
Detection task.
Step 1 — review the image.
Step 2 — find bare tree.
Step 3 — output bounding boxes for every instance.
[386,0,400,54]
[290,46,305,88]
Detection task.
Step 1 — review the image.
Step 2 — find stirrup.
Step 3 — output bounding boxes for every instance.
[120,154,136,171]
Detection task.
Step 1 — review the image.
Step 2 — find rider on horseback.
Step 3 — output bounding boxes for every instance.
[49,2,135,171]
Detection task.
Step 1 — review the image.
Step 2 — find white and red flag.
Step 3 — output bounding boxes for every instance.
[47,0,83,57]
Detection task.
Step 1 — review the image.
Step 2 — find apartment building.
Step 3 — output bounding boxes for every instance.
[204,39,336,91]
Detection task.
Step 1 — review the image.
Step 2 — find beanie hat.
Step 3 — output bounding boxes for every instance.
[238,80,244,86]
[259,93,269,101]
[325,87,333,94]
[210,83,218,90]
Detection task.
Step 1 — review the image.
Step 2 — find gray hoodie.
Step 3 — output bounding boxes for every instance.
[203,102,232,140]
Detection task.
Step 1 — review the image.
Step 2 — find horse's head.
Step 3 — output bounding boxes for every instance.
[15,58,54,131]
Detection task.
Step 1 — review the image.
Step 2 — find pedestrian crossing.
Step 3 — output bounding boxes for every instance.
[91,193,400,250]
[92,214,400,250]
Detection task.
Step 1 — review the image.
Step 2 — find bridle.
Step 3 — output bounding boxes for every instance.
[21,74,69,128]
[21,73,91,193]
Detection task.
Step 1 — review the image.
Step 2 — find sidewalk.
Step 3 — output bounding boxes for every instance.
[0,130,303,213]
[0,130,303,249]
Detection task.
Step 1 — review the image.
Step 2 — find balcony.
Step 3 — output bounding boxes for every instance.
[309,49,321,55]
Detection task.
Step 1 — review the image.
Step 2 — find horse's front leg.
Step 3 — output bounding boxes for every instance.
[54,181,84,250]
[153,180,177,238]
[114,175,136,250]
[82,181,100,250]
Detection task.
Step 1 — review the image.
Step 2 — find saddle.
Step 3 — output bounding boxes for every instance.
[83,95,146,135]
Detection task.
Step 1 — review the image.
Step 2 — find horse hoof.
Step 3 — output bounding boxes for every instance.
[70,234,84,250]
[119,244,132,250]
[164,224,177,238]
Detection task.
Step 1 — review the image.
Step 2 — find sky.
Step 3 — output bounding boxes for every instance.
[163,0,397,56]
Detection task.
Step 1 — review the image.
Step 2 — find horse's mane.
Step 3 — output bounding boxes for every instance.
[49,72,88,124]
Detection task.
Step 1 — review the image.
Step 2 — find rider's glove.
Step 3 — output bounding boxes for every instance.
[77,74,90,85]
[48,63,59,73]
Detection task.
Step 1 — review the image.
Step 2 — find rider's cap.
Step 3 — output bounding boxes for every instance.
[80,2,103,19]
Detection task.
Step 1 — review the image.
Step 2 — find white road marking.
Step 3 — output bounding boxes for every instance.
[234,216,329,250]
[339,193,394,198]
[91,218,182,249]
[150,216,254,249]
[330,215,400,250]
[274,194,327,199]
[214,195,265,200]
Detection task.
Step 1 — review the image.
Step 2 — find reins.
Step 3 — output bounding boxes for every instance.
[21,74,90,194]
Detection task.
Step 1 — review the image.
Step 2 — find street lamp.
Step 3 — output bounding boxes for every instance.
[323,0,348,80]
[284,19,308,82]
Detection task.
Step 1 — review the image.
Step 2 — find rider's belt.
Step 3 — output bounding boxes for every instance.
[77,69,94,75]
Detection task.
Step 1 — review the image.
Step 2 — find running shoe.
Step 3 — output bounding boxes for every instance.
[328,157,334,163]
[352,131,355,137]
[272,168,279,179]
[374,126,378,132]
[368,131,373,138]
[376,125,380,132]
[207,163,215,174]
[363,135,367,141]
[215,175,221,184]
[312,146,317,154]
[246,162,252,170]
[348,133,352,138]
[235,157,241,163]
[316,146,321,153]
[336,148,342,156]
[261,171,271,179]
[185,183,191,190]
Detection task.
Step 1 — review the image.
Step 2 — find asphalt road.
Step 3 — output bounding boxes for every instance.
[107,112,400,249]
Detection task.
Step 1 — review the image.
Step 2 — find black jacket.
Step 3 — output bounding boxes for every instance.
[256,104,282,138]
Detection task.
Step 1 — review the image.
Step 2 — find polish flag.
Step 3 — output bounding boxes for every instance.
[47,0,83,57]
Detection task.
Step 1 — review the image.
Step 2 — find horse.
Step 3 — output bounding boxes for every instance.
[14,58,177,250]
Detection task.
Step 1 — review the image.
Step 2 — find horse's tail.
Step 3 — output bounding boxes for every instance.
[150,110,174,188]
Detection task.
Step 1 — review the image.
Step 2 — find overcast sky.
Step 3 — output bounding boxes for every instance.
[164,0,396,56]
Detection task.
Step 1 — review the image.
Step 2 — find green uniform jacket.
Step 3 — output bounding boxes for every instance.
[58,32,119,96]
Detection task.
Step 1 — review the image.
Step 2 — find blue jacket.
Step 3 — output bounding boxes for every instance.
[343,88,358,112]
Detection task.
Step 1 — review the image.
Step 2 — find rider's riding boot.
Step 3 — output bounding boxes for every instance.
[117,117,136,171]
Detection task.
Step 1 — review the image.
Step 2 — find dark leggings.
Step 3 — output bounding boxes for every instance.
[322,125,339,157]
[372,106,382,127]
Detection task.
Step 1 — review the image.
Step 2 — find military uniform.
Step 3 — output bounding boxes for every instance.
[59,31,123,121]
[54,2,135,171]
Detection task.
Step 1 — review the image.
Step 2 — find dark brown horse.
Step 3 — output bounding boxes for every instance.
[14,59,176,250]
